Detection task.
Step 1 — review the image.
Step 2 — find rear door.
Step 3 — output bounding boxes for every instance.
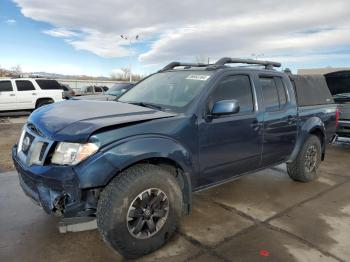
[0,80,17,110]
[199,73,263,186]
[259,75,298,166]
[14,80,38,110]
[35,79,64,102]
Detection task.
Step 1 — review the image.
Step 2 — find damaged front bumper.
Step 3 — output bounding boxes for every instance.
[12,145,89,217]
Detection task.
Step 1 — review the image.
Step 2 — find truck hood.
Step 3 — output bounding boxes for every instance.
[28,100,176,142]
[72,94,116,101]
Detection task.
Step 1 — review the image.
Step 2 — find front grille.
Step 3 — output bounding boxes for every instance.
[39,142,49,162]
[18,124,53,166]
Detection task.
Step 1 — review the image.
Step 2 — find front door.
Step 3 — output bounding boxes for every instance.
[198,74,263,186]
[0,80,17,110]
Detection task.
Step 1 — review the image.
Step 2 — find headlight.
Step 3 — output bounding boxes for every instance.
[51,142,99,165]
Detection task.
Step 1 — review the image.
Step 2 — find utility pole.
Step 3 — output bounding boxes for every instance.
[120,34,139,82]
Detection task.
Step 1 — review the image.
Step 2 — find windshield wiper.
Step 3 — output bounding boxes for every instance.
[128,102,163,110]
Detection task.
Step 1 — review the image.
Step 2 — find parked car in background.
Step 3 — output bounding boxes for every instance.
[12,58,337,258]
[75,85,109,96]
[333,93,350,137]
[72,83,134,101]
[325,71,350,137]
[0,78,64,111]
[60,83,75,99]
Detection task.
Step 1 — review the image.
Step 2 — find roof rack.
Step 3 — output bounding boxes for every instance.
[159,62,209,72]
[215,57,281,69]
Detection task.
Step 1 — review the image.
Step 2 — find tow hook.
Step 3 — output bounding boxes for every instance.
[52,193,69,216]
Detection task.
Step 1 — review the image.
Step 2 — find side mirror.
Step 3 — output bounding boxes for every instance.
[211,99,240,116]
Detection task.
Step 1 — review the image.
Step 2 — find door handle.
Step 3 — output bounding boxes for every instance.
[251,121,262,131]
[32,93,37,95]
[10,93,15,96]
[287,115,296,124]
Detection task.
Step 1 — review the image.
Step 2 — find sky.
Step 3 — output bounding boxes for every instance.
[1,0,350,76]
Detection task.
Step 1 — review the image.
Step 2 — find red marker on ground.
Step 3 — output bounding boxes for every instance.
[260,249,270,257]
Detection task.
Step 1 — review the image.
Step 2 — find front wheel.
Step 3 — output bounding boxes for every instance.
[287,135,322,182]
[97,164,183,259]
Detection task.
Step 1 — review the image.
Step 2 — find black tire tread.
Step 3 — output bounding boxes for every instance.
[287,135,322,182]
[97,164,182,259]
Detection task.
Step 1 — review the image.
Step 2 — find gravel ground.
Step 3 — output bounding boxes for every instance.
[0,117,26,171]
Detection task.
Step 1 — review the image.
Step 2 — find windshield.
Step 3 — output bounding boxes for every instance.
[118,71,213,111]
[106,83,132,96]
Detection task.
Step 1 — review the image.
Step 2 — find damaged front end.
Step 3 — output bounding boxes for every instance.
[52,193,69,216]
[13,145,100,218]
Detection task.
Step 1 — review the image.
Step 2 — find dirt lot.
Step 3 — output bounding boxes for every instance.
[0,117,26,172]
[1,118,350,261]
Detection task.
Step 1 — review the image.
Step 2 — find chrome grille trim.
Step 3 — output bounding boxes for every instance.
[17,124,54,166]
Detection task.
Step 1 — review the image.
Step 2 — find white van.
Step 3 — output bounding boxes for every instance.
[0,78,64,111]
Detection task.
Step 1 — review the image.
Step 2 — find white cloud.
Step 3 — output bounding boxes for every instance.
[13,0,350,67]
[43,28,77,38]
[67,29,130,58]
[5,19,16,25]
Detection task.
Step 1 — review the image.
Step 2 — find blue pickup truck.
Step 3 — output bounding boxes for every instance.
[12,58,337,258]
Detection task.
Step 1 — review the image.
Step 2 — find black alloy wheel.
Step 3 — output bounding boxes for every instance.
[127,188,169,239]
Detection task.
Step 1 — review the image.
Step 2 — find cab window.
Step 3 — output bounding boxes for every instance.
[16,80,35,91]
[95,86,103,93]
[275,77,288,107]
[0,81,13,92]
[260,76,289,111]
[209,75,254,114]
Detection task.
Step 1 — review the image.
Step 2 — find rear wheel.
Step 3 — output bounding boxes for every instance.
[97,164,183,259]
[287,135,322,182]
[35,99,53,109]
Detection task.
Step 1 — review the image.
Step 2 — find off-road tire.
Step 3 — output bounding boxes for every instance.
[97,164,183,259]
[287,135,322,182]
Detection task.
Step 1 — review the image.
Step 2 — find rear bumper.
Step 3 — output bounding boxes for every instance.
[12,145,84,216]
[337,120,350,137]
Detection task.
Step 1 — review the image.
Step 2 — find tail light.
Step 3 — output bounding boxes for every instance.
[335,107,340,129]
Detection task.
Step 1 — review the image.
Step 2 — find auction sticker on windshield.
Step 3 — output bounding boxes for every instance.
[186,75,211,81]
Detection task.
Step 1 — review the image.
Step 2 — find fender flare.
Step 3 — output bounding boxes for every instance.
[288,117,326,162]
[76,135,195,212]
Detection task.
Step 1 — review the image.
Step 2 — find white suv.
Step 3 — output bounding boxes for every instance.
[0,78,64,111]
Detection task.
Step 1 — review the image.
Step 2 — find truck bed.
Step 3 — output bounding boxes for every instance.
[298,104,337,143]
